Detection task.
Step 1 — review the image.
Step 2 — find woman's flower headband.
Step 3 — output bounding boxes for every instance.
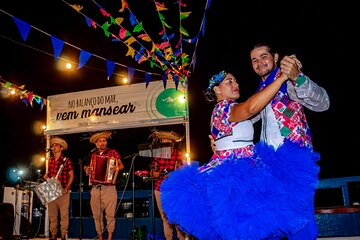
[207,70,227,90]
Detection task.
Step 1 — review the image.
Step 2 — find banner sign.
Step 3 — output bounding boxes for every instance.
[45,81,188,135]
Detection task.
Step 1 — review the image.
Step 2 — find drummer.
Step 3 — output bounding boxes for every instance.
[84,131,124,240]
[43,136,74,240]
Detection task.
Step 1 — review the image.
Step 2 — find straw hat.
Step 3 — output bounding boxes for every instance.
[50,137,68,150]
[149,129,183,143]
[90,131,112,144]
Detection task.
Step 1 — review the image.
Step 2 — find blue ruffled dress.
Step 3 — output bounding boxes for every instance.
[160,100,320,240]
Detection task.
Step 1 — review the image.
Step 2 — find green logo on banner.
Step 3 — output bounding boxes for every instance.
[156,88,186,117]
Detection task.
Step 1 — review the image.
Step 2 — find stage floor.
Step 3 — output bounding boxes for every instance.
[25,237,360,240]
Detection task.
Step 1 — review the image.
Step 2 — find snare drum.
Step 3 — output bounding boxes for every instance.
[34,178,64,205]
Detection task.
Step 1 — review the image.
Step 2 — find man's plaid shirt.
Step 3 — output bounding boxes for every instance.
[47,154,73,189]
[153,148,183,191]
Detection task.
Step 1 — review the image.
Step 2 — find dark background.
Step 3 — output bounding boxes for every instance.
[0,0,358,192]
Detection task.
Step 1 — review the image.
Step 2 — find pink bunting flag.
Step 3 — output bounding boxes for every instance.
[100,8,110,17]
[119,28,127,39]
[28,92,34,107]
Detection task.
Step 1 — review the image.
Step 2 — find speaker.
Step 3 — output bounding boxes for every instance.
[0,202,14,238]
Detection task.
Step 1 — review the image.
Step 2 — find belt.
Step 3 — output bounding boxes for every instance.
[92,184,114,189]
[215,138,253,150]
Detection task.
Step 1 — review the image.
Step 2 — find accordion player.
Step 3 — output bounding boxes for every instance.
[87,154,124,185]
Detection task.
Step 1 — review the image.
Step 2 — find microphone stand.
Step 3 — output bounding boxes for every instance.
[129,153,139,240]
[78,158,83,240]
[151,176,156,240]
[78,151,92,240]
[150,146,157,240]
[23,165,35,239]
[141,176,158,240]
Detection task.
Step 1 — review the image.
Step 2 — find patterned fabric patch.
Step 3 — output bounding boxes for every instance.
[280,126,291,137]
[283,108,295,118]
[258,68,313,148]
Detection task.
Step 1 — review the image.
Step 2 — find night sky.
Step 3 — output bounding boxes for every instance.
[0,0,358,190]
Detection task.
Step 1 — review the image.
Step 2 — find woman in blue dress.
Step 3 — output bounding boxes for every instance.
[160,70,320,240]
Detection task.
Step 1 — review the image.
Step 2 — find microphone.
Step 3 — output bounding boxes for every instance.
[90,147,98,153]
[45,147,54,152]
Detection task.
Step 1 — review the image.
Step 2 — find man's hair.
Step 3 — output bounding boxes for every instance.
[251,42,276,57]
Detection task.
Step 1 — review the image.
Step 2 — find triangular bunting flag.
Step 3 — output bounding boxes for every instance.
[13,17,31,41]
[207,0,212,10]
[129,12,137,26]
[127,67,135,84]
[202,17,206,36]
[138,56,147,64]
[106,60,116,80]
[21,97,29,107]
[40,98,45,110]
[125,46,135,58]
[28,92,34,107]
[51,36,65,61]
[173,75,179,90]
[133,22,143,33]
[162,75,167,89]
[145,72,151,88]
[183,34,198,44]
[119,0,128,12]
[180,12,191,20]
[119,27,128,39]
[85,17,97,28]
[77,50,92,69]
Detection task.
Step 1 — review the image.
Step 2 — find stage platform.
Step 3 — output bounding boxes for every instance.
[26,237,360,240]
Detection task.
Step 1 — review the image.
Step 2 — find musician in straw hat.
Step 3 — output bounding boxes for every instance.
[43,136,74,240]
[84,131,124,240]
[149,129,187,240]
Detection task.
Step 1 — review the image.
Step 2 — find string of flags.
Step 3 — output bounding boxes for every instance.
[1,0,211,88]
[0,76,46,109]
[11,15,163,88]
[0,0,211,108]
[65,0,211,82]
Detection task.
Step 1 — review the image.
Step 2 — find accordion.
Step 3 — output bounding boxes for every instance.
[89,155,120,185]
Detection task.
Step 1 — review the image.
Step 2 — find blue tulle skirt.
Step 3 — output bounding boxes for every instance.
[160,141,320,240]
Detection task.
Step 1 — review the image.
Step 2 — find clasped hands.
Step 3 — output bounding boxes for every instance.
[280,54,302,81]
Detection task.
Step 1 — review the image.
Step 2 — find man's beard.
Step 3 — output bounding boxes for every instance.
[260,69,271,78]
